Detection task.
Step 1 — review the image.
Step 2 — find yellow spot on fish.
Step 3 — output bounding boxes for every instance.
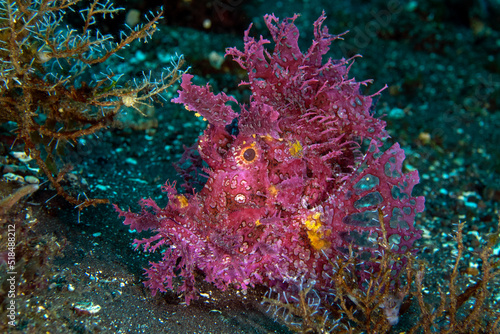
[176,195,189,208]
[304,212,330,250]
[260,134,284,142]
[268,185,277,197]
[307,232,330,251]
[289,140,303,158]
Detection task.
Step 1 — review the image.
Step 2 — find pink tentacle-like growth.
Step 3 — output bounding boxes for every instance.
[115,12,424,305]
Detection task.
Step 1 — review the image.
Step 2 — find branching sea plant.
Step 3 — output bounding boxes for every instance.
[0,0,185,208]
[408,220,500,334]
[263,212,500,334]
[262,209,417,333]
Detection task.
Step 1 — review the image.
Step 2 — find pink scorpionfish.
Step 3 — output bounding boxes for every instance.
[115,13,424,304]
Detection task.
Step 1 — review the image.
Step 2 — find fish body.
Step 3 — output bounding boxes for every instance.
[116,13,424,304]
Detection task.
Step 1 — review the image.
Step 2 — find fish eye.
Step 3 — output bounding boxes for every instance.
[243,148,256,162]
[236,142,259,166]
